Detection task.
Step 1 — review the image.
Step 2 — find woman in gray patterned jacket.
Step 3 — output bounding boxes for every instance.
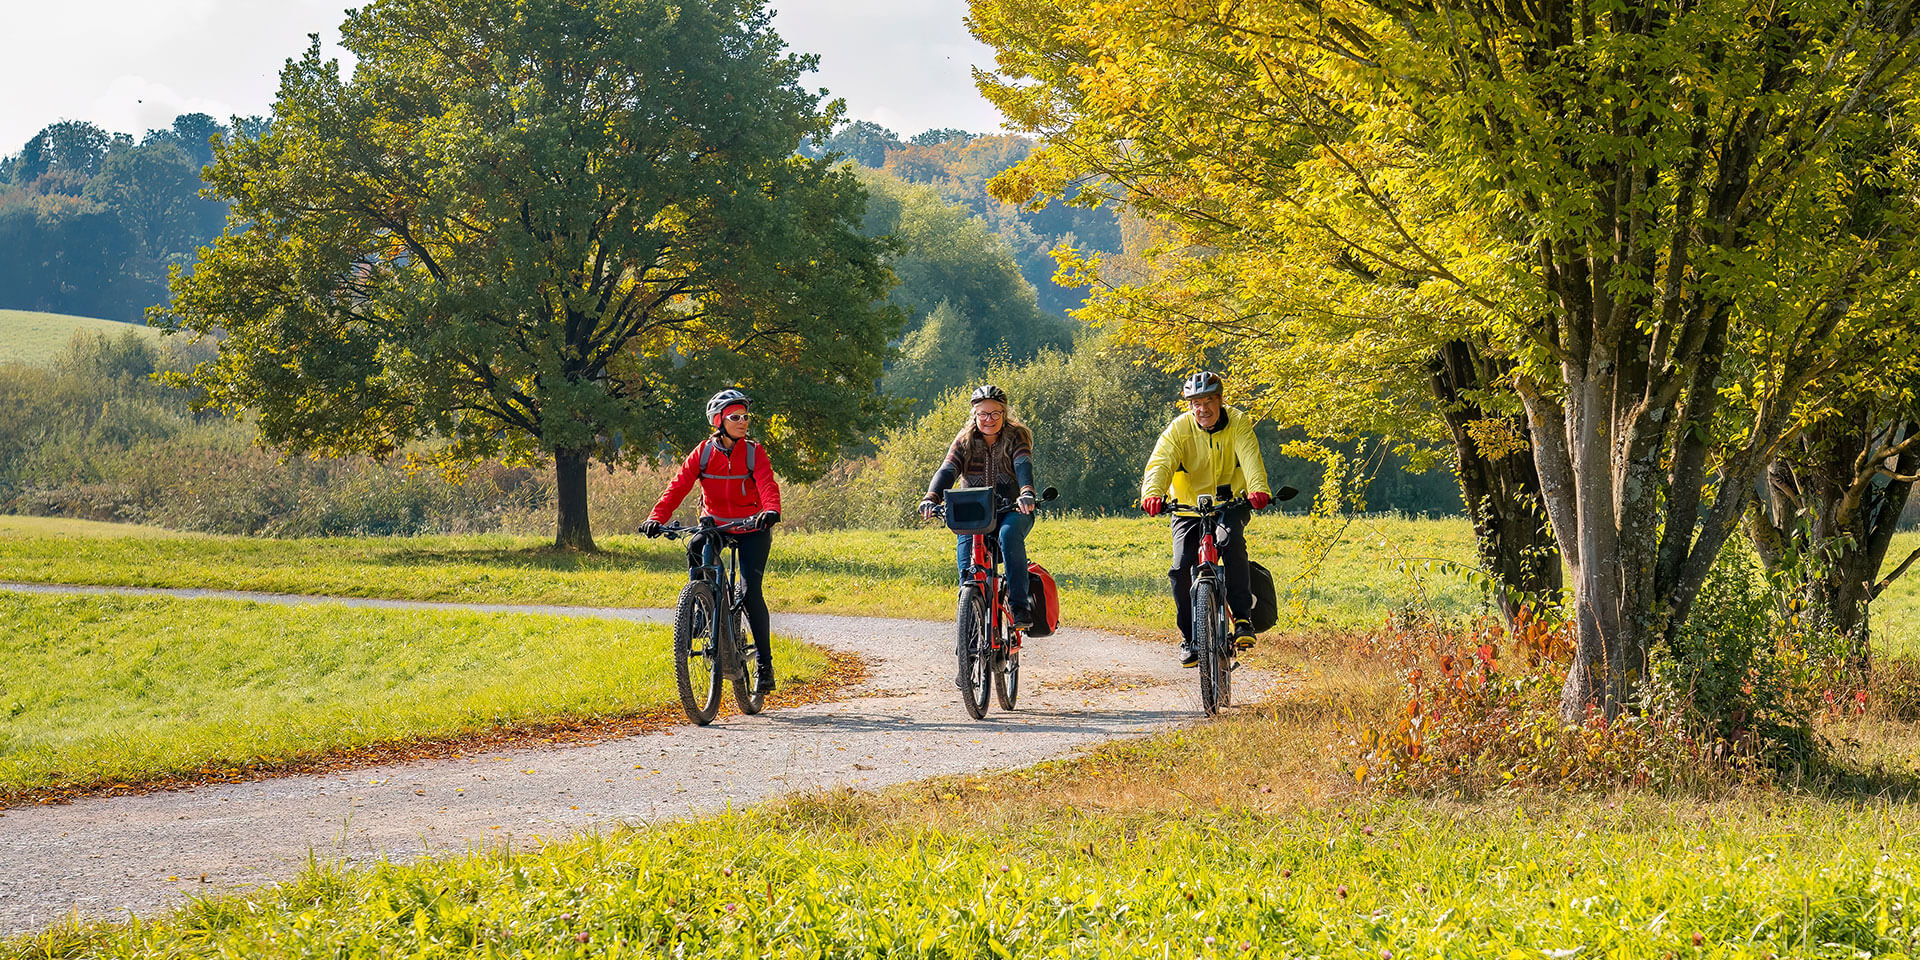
[918,383,1039,627]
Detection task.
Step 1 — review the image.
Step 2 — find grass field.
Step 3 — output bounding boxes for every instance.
[13,636,1918,958]
[0,590,828,801]
[0,513,1486,634]
[6,514,1920,655]
[0,309,158,365]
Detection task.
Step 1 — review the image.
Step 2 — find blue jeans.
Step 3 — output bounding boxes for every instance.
[956,510,1033,610]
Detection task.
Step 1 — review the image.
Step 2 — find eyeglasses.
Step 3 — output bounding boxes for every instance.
[975,411,1005,422]
[723,412,751,423]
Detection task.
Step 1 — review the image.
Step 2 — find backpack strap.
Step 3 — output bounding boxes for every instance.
[698,438,758,481]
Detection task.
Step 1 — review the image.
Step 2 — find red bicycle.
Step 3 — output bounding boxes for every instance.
[929,486,1057,719]
[1166,486,1295,715]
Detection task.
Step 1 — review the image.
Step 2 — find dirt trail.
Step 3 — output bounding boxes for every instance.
[0,583,1273,935]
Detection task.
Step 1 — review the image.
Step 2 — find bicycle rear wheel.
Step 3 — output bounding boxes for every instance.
[957,587,991,720]
[993,620,1020,710]
[673,580,725,725]
[1193,579,1228,716]
[730,605,765,715]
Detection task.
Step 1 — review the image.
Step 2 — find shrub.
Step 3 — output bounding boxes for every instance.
[1350,608,1714,793]
[1660,548,1852,770]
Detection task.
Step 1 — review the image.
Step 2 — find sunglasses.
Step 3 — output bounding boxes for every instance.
[722,412,751,423]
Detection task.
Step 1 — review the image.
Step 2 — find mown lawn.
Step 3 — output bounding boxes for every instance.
[0,591,827,800]
[0,514,1489,634]
[14,635,1919,958]
[0,309,158,366]
[6,514,1920,655]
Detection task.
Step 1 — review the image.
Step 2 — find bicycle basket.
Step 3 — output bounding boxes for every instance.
[942,487,997,535]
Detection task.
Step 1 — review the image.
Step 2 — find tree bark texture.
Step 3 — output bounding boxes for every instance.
[554,447,596,552]
[1743,415,1920,671]
[1428,341,1563,623]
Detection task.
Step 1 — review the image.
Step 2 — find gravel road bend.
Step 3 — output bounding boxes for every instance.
[0,584,1277,935]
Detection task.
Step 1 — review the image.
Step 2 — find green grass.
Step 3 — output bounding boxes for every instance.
[0,591,827,799]
[0,309,159,365]
[13,731,1918,957]
[6,514,1920,654]
[0,513,1484,634]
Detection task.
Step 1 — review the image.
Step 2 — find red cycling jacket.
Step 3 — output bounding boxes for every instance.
[648,437,782,524]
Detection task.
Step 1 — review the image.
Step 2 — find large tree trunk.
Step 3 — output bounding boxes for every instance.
[1428,340,1563,623]
[554,446,596,551]
[1744,415,1920,672]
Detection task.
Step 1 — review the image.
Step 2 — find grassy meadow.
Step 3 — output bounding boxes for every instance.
[0,309,158,366]
[0,590,827,801]
[5,513,1920,654]
[0,512,1498,633]
[7,514,1920,955]
[13,633,1920,958]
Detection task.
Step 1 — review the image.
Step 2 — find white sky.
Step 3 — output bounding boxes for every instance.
[0,0,1007,154]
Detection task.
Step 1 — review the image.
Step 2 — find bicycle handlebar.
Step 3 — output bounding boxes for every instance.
[651,517,775,540]
[919,486,1058,520]
[1165,496,1251,517]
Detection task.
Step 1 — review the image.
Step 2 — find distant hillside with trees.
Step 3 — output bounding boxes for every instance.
[0,114,248,323]
[803,123,1122,317]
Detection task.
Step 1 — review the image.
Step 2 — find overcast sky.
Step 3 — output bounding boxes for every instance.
[0,0,1007,154]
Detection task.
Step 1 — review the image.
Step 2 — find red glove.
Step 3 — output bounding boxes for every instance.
[1248,491,1271,510]
[1142,496,1165,517]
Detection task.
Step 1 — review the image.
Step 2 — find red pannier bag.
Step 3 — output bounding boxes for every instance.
[1025,561,1061,637]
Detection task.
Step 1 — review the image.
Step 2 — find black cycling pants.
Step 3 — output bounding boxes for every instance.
[1169,506,1253,643]
[686,529,773,671]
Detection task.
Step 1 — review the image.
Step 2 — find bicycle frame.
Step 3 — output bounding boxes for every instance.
[1174,496,1241,623]
[675,519,759,677]
[960,527,1020,653]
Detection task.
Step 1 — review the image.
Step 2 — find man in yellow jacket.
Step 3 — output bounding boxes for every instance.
[1140,371,1273,666]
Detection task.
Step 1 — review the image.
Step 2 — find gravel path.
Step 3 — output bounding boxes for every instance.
[0,582,1273,935]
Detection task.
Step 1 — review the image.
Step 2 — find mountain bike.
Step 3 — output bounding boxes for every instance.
[650,516,774,725]
[1167,487,1294,716]
[928,486,1057,720]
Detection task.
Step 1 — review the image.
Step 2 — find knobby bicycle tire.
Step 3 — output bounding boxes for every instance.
[1193,578,1227,716]
[673,580,725,725]
[957,587,992,720]
[730,605,765,715]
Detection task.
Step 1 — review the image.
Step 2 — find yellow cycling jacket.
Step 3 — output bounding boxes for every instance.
[1140,407,1272,506]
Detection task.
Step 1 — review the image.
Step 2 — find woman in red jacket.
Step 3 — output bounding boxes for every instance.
[641,388,782,694]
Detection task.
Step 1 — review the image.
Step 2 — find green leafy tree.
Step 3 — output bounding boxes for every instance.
[162,0,899,550]
[973,0,1560,620]
[974,0,1920,720]
[909,128,976,147]
[856,166,1071,408]
[807,119,902,167]
[87,139,224,282]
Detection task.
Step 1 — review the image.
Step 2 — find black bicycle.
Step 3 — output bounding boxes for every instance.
[927,486,1056,720]
[1166,488,1294,715]
[650,516,773,725]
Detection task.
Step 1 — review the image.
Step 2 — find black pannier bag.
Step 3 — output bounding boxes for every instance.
[1247,560,1279,634]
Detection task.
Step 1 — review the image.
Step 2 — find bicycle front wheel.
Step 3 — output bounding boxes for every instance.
[1193,578,1228,716]
[730,606,765,716]
[673,580,725,725]
[957,587,991,720]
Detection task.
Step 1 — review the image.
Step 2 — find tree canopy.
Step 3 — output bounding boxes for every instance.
[0,115,233,321]
[973,0,1920,717]
[162,0,900,550]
